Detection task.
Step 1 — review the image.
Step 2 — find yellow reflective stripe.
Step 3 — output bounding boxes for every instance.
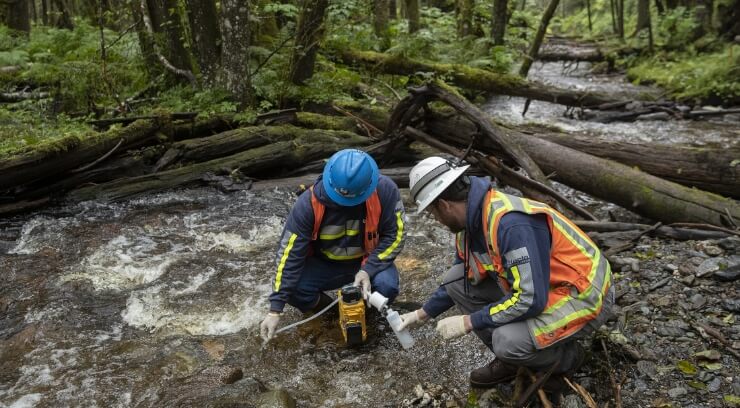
[318,229,360,240]
[320,249,364,260]
[533,266,612,336]
[274,233,297,292]
[378,211,404,260]
[489,265,522,315]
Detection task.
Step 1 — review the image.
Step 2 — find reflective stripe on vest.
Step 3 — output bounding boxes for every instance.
[482,190,612,349]
[309,187,381,264]
[455,232,495,285]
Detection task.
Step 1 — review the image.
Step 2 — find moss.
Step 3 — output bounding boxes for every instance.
[626,45,740,104]
[295,112,357,132]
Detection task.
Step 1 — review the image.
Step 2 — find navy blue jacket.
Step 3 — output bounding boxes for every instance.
[269,175,405,312]
[421,177,551,329]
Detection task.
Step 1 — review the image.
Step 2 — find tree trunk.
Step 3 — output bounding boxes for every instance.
[185,0,221,86]
[146,0,192,81]
[405,0,420,33]
[616,0,625,39]
[456,0,473,37]
[610,0,617,34]
[586,0,592,32]
[220,0,253,107]
[519,0,560,77]
[716,0,739,39]
[373,0,391,49]
[289,0,330,84]
[129,0,161,79]
[654,0,664,14]
[68,127,370,202]
[389,0,397,19]
[6,0,31,35]
[491,0,508,45]
[52,0,73,29]
[635,0,650,33]
[41,0,48,25]
[334,49,632,107]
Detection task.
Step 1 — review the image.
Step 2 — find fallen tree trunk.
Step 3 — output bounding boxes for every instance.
[534,131,740,199]
[574,220,734,240]
[0,118,165,191]
[428,115,740,199]
[68,126,370,202]
[333,49,635,108]
[397,83,740,227]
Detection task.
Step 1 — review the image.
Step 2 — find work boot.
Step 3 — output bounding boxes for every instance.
[469,358,518,388]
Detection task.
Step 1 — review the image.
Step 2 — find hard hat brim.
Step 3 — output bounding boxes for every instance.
[322,156,380,207]
[414,164,470,215]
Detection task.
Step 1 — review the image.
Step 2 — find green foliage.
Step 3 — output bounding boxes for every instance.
[626,44,740,103]
[0,106,94,158]
[656,7,699,48]
[262,2,299,19]
[156,86,240,116]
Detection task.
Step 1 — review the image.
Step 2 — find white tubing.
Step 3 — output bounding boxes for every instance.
[274,297,340,335]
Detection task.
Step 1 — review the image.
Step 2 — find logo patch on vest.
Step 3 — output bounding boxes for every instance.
[503,247,530,268]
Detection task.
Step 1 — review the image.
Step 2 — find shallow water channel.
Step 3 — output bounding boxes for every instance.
[1,62,738,407]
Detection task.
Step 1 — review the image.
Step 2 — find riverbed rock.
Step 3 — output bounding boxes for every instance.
[668,387,688,398]
[255,389,296,408]
[561,394,587,408]
[715,264,740,282]
[696,258,726,277]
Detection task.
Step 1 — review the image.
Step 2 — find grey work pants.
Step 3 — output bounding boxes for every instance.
[442,263,614,373]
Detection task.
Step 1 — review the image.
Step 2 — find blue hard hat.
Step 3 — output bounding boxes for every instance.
[322,149,379,206]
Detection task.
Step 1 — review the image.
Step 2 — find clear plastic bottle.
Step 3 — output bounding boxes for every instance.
[385,308,415,350]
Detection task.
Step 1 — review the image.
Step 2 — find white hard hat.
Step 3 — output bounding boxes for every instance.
[409,157,470,215]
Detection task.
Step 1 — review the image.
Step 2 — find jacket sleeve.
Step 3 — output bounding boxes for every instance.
[362,177,406,277]
[268,191,315,312]
[469,212,551,330]
[421,286,456,318]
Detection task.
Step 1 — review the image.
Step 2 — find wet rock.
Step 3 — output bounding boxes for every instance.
[636,360,657,379]
[714,264,740,282]
[255,389,296,408]
[678,275,696,286]
[636,112,670,121]
[649,277,672,291]
[699,244,724,257]
[721,298,740,313]
[690,293,707,309]
[696,258,726,277]
[717,237,739,252]
[707,377,722,393]
[663,263,678,273]
[668,387,688,398]
[561,394,587,408]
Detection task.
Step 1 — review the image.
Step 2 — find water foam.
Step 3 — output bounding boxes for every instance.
[63,233,179,291]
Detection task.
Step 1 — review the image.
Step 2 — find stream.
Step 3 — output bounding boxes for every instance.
[1,61,738,407]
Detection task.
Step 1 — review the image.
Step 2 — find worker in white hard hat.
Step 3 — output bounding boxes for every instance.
[398,156,614,391]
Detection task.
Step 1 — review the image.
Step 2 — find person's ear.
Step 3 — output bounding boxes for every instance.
[437,198,451,212]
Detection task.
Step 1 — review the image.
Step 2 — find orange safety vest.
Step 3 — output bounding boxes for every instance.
[309,186,381,264]
[460,189,612,349]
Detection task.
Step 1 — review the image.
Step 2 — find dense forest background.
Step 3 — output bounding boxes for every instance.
[0,0,738,157]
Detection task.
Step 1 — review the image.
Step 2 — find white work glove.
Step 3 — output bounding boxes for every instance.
[398,309,429,331]
[259,312,282,342]
[436,315,470,340]
[353,270,371,299]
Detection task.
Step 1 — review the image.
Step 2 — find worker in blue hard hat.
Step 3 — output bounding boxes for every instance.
[260,149,406,342]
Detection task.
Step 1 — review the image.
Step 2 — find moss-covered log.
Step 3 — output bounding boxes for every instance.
[68,126,370,202]
[155,125,313,170]
[333,50,641,107]
[0,118,165,191]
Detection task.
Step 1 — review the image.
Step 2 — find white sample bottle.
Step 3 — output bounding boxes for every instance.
[385,308,415,350]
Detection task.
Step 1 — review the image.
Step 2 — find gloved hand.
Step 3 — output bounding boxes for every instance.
[436,315,470,340]
[353,270,371,299]
[259,312,282,342]
[398,309,429,331]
